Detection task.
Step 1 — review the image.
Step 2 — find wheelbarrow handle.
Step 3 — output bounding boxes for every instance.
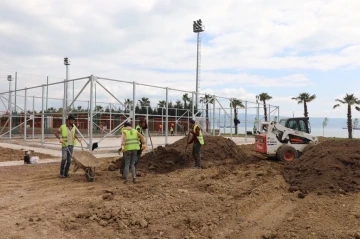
[76,139,84,151]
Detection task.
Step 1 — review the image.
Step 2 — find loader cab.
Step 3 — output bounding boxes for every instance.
[279,117,311,134]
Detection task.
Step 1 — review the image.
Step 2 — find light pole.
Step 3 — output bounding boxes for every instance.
[7,75,12,140]
[193,19,205,111]
[292,110,295,118]
[64,57,70,113]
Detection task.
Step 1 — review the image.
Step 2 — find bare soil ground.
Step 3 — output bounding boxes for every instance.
[0,146,57,162]
[1,136,360,239]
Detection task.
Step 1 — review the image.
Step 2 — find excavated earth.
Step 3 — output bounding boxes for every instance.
[0,146,56,162]
[283,139,360,195]
[1,136,360,239]
[112,135,265,174]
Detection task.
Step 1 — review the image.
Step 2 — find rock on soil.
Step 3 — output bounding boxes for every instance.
[112,135,261,173]
[283,139,360,195]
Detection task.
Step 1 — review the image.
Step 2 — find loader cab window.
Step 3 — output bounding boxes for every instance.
[287,119,299,131]
[298,120,307,133]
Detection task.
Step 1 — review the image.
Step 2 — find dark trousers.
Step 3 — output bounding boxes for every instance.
[60,145,73,176]
[192,142,201,167]
[123,150,137,180]
[120,145,142,175]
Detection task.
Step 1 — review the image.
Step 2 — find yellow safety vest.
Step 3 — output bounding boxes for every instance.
[194,124,204,145]
[136,125,144,135]
[124,129,140,151]
[61,124,76,147]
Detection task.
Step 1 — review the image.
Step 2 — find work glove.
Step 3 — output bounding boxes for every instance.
[141,145,146,151]
[121,145,125,152]
[59,139,64,144]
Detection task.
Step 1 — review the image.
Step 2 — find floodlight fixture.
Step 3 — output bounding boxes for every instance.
[64,57,70,65]
[193,19,204,33]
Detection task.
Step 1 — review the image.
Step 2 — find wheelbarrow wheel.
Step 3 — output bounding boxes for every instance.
[85,167,95,182]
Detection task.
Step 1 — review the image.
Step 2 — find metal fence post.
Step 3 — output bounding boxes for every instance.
[32,95,35,139]
[212,95,216,136]
[230,99,233,139]
[87,100,90,137]
[62,79,66,124]
[245,101,248,142]
[165,87,169,145]
[109,103,112,132]
[9,81,12,141]
[192,92,195,120]
[175,108,177,135]
[41,85,45,144]
[218,108,221,135]
[132,81,136,128]
[15,72,17,113]
[257,102,260,130]
[146,106,149,147]
[89,75,94,151]
[24,88,27,142]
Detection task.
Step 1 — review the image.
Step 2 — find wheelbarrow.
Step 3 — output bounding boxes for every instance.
[70,142,101,182]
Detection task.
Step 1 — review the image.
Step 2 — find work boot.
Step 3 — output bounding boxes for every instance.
[124,179,128,184]
[133,178,137,184]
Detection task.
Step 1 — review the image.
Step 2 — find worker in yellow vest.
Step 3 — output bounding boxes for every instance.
[121,121,146,184]
[187,119,204,169]
[120,119,147,175]
[54,115,81,178]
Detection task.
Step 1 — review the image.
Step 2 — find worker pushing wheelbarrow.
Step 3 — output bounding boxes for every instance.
[55,114,100,182]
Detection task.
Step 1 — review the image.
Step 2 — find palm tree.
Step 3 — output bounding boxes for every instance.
[175,100,183,110]
[157,100,166,108]
[95,105,104,112]
[256,93,272,121]
[124,99,133,113]
[138,97,150,107]
[182,93,191,109]
[200,94,214,132]
[230,98,245,135]
[333,94,360,139]
[292,93,316,117]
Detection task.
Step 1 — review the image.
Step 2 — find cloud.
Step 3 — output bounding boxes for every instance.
[1,0,360,119]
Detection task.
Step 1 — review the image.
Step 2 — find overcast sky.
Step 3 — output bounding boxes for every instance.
[1,0,360,119]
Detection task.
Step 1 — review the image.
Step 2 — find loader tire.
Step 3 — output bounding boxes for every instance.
[277,146,298,162]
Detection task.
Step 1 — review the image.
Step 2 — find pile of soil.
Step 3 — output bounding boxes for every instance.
[283,139,360,195]
[113,135,260,173]
[0,147,57,162]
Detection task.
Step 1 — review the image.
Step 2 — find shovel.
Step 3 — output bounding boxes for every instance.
[148,130,156,156]
[181,132,191,163]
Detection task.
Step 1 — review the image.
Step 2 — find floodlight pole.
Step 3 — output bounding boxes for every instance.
[193,19,205,111]
[195,32,200,110]
[64,57,70,122]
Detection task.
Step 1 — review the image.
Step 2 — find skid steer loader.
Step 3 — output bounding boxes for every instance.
[255,117,318,161]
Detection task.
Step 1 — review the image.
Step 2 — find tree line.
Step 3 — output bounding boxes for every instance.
[8,91,360,139]
[256,92,360,139]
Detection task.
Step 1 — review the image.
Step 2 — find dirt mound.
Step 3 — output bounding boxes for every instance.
[113,136,259,173]
[0,147,57,162]
[283,139,360,195]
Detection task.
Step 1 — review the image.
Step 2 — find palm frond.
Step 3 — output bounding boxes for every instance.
[333,104,340,109]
